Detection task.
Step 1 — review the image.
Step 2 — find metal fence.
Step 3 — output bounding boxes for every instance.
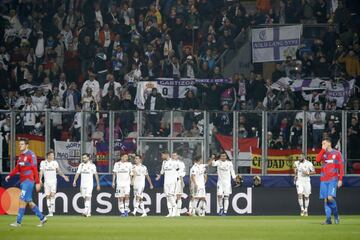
[0,110,359,175]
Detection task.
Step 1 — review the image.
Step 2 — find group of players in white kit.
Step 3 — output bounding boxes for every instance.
[38,150,314,217]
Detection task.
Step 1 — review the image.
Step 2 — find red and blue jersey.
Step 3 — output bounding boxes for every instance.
[8,150,39,184]
[316,148,344,182]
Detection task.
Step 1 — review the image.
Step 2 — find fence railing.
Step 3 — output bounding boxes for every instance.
[0,110,359,175]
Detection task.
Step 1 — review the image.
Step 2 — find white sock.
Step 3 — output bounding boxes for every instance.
[140,202,145,214]
[199,199,206,210]
[224,196,229,213]
[202,200,207,212]
[167,197,172,213]
[46,198,51,213]
[193,199,199,214]
[84,199,90,215]
[304,197,309,210]
[134,200,139,214]
[50,196,56,213]
[119,199,125,213]
[177,199,182,212]
[125,199,130,211]
[298,197,304,211]
[218,197,223,210]
[189,199,195,213]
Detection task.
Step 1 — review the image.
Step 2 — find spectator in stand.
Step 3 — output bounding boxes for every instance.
[79,35,96,78]
[144,88,167,136]
[338,49,360,77]
[102,74,122,99]
[309,102,326,148]
[101,88,121,111]
[348,116,360,162]
[81,71,100,102]
[214,104,233,136]
[22,96,38,133]
[289,119,303,149]
[63,82,81,111]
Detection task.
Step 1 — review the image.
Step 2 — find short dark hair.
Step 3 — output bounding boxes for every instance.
[82,153,90,157]
[322,137,331,143]
[19,138,29,145]
[46,150,54,156]
[194,155,202,162]
[162,150,169,155]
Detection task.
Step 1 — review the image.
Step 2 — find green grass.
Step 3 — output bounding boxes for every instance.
[0,215,359,240]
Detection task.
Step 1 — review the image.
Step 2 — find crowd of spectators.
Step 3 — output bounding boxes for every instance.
[0,0,359,172]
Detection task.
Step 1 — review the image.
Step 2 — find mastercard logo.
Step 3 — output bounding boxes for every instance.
[0,187,21,215]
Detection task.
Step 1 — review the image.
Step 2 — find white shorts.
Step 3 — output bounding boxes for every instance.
[44,182,57,195]
[115,185,130,198]
[81,186,93,198]
[217,182,232,196]
[296,181,311,197]
[133,184,145,198]
[194,186,206,198]
[164,183,176,196]
[175,179,184,195]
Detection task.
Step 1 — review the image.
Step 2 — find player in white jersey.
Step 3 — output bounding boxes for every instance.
[173,152,185,217]
[39,150,69,217]
[209,153,236,216]
[293,154,315,216]
[155,150,179,217]
[112,154,133,217]
[131,154,154,217]
[73,153,100,217]
[190,155,208,217]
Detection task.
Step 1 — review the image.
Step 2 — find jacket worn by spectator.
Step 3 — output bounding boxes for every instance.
[144,92,167,110]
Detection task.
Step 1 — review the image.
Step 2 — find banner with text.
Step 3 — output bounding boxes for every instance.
[54,140,94,173]
[251,148,322,174]
[252,25,302,62]
[271,78,355,107]
[134,78,232,109]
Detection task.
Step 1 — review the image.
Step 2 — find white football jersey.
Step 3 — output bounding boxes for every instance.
[294,160,314,182]
[132,164,148,186]
[160,159,179,185]
[113,161,133,187]
[176,160,186,178]
[212,160,236,184]
[76,162,97,188]
[190,163,207,188]
[40,160,59,184]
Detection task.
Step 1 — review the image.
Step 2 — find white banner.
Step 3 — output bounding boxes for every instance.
[54,140,95,173]
[271,77,327,91]
[252,25,302,62]
[271,77,355,107]
[325,80,355,107]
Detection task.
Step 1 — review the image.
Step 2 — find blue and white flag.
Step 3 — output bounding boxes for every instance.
[252,25,302,62]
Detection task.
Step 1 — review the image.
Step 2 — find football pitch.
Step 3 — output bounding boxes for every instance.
[0,215,359,240]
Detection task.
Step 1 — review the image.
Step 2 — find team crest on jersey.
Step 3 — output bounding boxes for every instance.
[332,155,336,159]
[24,156,27,162]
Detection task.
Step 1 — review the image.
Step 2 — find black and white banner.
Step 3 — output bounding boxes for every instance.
[271,78,355,107]
[134,78,232,109]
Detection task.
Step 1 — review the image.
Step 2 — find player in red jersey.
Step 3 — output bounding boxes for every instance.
[5,138,47,227]
[316,137,343,225]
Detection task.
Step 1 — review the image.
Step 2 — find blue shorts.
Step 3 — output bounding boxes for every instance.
[319,180,337,199]
[20,180,34,202]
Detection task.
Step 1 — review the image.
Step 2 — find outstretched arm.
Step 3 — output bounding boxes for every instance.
[146,175,154,189]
